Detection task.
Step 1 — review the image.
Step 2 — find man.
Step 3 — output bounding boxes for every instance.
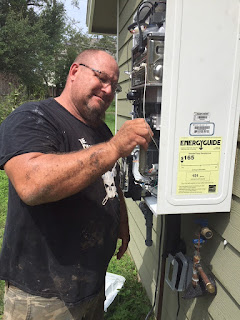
[0,49,152,319]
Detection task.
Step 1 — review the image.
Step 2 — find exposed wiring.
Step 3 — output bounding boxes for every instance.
[128,1,156,32]
[138,3,155,17]
[142,64,159,151]
[142,64,147,121]
[126,39,132,91]
[128,1,166,34]
[137,2,156,52]
[145,214,164,320]
[137,1,166,51]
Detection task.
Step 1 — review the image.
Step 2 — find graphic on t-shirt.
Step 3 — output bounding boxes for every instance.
[78,138,91,149]
[78,137,118,205]
[102,163,118,205]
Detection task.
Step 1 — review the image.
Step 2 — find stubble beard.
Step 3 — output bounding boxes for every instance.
[80,99,107,127]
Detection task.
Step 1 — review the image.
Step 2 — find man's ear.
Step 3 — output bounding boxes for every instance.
[69,63,79,80]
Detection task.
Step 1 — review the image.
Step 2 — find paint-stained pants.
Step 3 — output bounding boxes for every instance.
[3,282,105,320]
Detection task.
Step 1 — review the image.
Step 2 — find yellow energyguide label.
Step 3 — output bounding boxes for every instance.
[177,137,222,195]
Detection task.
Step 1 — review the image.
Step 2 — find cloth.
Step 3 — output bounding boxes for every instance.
[0,98,120,306]
[3,282,104,320]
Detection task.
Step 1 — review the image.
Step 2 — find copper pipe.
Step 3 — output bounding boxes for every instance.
[195,264,215,294]
[192,254,200,287]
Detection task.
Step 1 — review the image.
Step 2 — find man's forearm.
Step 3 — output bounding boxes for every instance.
[4,141,119,206]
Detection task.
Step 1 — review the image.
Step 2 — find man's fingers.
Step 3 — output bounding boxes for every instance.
[110,118,154,158]
[117,241,128,260]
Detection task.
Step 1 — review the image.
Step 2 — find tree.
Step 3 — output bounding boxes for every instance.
[0,0,117,96]
[92,35,117,57]
[54,27,91,92]
[0,0,66,93]
[0,10,47,91]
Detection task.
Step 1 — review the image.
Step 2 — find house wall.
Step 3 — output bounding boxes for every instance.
[117,0,240,319]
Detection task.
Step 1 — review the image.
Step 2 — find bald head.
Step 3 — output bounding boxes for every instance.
[74,49,119,75]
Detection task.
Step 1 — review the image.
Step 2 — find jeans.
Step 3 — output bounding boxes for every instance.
[3,282,105,320]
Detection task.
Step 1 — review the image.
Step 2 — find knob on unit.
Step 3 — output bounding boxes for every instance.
[127,90,140,100]
[153,63,163,81]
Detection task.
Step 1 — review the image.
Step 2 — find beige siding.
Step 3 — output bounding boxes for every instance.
[116,115,130,131]
[116,0,137,133]
[117,98,132,118]
[117,0,240,319]
[126,198,164,308]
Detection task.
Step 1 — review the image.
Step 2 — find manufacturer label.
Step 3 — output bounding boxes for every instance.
[189,122,215,136]
[193,112,210,122]
[177,137,222,195]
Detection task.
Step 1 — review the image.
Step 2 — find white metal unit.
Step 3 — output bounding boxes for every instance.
[122,0,240,215]
[156,0,240,214]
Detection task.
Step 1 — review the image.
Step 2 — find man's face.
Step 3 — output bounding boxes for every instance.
[70,53,119,127]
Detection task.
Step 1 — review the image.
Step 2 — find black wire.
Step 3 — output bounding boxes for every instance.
[137,2,155,29]
[138,4,154,26]
[136,4,143,52]
[128,1,166,32]
[137,1,156,52]
[138,1,166,26]
[145,214,164,320]
[176,291,180,320]
[136,1,167,52]
[138,1,158,10]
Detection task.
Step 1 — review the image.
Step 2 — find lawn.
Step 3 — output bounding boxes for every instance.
[0,107,154,320]
[0,170,8,319]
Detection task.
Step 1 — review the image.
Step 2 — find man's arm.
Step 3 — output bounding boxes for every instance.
[4,119,153,206]
[117,187,130,260]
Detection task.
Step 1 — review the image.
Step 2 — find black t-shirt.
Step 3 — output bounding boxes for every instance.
[0,98,120,305]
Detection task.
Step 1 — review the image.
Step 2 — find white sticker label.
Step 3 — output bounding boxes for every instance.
[193,112,210,122]
[189,122,215,136]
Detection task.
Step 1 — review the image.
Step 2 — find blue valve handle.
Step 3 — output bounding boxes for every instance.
[193,238,205,244]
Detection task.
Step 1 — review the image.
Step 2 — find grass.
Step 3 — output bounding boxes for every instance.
[105,102,115,134]
[0,104,154,320]
[105,112,115,134]
[0,170,8,319]
[105,244,155,320]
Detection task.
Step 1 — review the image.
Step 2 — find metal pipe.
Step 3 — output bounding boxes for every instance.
[139,201,153,246]
[195,263,216,294]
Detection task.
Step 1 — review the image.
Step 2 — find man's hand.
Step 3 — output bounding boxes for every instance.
[117,187,130,260]
[109,118,153,158]
[117,220,130,260]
